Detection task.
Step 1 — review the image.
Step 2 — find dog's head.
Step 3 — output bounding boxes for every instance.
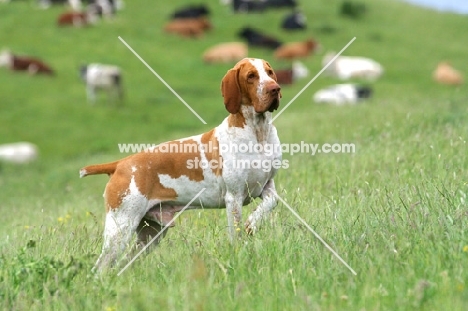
[221,58,281,114]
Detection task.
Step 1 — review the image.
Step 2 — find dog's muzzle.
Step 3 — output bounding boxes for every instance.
[267,83,281,112]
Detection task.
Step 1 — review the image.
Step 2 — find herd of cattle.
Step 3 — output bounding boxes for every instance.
[0,0,464,163]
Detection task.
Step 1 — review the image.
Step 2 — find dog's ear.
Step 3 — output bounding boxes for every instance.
[221,68,241,114]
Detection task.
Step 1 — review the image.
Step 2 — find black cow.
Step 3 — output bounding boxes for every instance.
[171,4,210,19]
[281,11,306,30]
[232,0,266,13]
[238,27,282,49]
[265,0,297,8]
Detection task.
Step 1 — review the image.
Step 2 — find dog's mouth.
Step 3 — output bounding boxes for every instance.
[268,98,279,112]
[255,97,280,114]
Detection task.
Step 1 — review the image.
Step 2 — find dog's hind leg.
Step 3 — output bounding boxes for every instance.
[93,199,147,273]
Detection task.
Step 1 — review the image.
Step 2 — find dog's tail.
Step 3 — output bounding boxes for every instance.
[80,160,120,178]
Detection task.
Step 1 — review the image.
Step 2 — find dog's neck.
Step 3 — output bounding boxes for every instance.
[227,105,272,144]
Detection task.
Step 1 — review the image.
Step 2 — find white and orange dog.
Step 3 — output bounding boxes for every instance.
[81,58,282,271]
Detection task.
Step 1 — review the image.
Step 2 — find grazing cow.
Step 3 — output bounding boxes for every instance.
[80,63,123,104]
[238,27,282,49]
[37,0,68,9]
[0,142,38,164]
[275,61,309,85]
[313,84,372,105]
[265,0,296,8]
[66,0,122,16]
[164,17,212,38]
[274,39,319,60]
[232,0,266,13]
[433,62,464,86]
[322,52,383,80]
[57,7,101,26]
[57,12,89,26]
[232,0,296,12]
[202,42,248,64]
[38,0,121,16]
[281,11,307,30]
[80,58,283,272]
[0,50,54,75]
[171,4,210,19]
[91,0,123,17]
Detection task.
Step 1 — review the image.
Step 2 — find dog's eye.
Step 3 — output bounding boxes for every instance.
[247,73,256,80]
[267,69,274,76]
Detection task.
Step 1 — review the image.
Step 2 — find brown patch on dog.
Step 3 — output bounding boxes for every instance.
[92,138,210,211]
[201,129,223,176]
[227,112,246,128]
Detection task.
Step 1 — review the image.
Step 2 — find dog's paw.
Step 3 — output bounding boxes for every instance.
[245,219,257,235]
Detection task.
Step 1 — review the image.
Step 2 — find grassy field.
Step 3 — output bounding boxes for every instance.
[0,0,467,310]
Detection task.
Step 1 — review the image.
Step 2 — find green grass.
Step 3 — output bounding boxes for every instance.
[1,0,467,310]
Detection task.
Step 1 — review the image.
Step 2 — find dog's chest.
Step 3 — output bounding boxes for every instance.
[217,122,281,195]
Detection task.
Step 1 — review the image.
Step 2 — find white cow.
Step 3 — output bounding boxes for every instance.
[80,63,123,104]
[0,142,38,164]
[313,84,372,105]
[322,52,383,80]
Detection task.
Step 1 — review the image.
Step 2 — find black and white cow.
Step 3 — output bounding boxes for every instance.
[80,63,123,104]
[313,84,373,105]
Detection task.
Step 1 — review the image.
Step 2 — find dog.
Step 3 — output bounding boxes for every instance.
[80,58,282,272]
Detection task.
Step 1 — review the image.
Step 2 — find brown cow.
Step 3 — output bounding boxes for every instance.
[274,39,319,60]
[0,50,54,75]
[164,17,212,38]
[433,61,464,86]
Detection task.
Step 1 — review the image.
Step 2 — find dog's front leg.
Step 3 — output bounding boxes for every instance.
[245,179,278,234]
[225,191,244,242]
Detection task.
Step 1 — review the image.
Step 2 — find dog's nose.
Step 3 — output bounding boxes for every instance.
[267,83,281,95]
